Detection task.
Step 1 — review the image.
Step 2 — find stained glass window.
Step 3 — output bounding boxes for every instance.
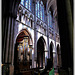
[25,0,29,9]
[36,1,45,21]
[50,15,53,28]
[21,0,24,6]
[42,6,44,21]
[40,5,42,20]
[36,3,38,16]
[29,0,32,11]
[20,0,32,11]
[37,1,40,18]
[48,11,53,28]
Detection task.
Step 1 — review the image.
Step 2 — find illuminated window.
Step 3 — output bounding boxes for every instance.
[36,3,38,16]
[20,0,24,6]
[25,0,29,9]
[37,1,40,18]
[21,0,32,11]
[42,6,44,21]
[48,11,53,28]
[21,0,24,6]
[29,0,31,11]
[36,1,44,21]
[50,14,53,28]
[40,4,42,20]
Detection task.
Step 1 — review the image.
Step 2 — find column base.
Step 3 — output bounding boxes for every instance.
[9,65,14,75]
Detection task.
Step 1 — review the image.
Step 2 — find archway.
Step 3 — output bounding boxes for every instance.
[50,41,54,68]
[14,29,33,74]
[37,36,46,68]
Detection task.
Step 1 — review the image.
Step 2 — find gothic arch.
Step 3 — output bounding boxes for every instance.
[16,28,33,45]
[37,36,46,68]
[14,28,33,74]
[50,41,54,67]
[50,41,54,51]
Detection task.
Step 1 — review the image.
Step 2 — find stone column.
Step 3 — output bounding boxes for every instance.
[34,0,37,67]
[2,0,21,75]
[58,48,62,67]
[32,48,34,68]
[53,17,58,72]
[57,0,73,72]
[46,2,50,59]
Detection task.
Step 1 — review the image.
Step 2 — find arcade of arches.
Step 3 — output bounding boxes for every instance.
[2,0,73,75]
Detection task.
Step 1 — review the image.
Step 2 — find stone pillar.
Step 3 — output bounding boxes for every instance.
[2,17,16,63]
[32,49,34,68]
[58,48,62,67]
[2,0,21,75]
[46,2,50,59]
[34,0,37,64]
[57,0,73,72]
[53,17,58,72]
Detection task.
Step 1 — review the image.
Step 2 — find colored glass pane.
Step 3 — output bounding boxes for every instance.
[25,0,28,9]
[21,0,24,6]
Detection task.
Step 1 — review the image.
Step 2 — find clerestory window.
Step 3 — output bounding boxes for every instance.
[20,0,32,11]
[36,1,45,21]
[48,11,53,28]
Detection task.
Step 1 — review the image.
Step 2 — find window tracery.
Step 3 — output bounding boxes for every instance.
[20,0,32,11]
[48,11,53,28]
[36,1,45,21]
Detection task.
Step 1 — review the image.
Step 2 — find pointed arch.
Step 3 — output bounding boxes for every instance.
[14,28,33,73]
[37,36,46,68]
[16,28,33,45]
[49,41,54,68]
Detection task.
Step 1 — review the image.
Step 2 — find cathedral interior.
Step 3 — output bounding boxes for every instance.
[2,0,73,75]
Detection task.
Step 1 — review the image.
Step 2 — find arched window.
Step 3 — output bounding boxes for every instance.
[20,0,32,11]
[36,1,44,21]
[37,1,40,18]
[36,2,38,16]
[48,11,53,28]
[40,4,42,20]
[42,6,44,21]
